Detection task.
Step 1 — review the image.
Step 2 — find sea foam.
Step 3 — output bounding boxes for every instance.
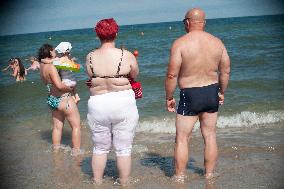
[136,110,284,133]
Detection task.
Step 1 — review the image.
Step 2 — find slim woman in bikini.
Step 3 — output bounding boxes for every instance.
[38,43,82,155]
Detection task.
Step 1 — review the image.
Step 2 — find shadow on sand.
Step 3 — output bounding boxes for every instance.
[80,156,119,179]
[140,152,204,177]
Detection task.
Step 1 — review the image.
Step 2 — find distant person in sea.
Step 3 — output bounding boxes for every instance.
[165,8,230,182]
[86,18,139,186]
[2,58,15,72]
[25,56,40,74]
[41,42,80,104]
[2,57,26,82]
[38,43,82,156]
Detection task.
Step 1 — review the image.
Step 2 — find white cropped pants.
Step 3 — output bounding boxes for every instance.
[87,89,139,156]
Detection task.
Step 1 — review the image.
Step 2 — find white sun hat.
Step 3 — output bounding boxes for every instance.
[55,42,72,54]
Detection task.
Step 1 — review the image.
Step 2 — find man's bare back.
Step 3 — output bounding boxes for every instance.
[175,30,226,88]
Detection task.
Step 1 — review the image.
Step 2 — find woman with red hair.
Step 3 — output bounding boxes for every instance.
[86,18,139,186]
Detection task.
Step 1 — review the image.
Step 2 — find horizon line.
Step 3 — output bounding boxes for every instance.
[1,13,283,37]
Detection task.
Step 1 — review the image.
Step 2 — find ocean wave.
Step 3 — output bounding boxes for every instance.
[136,110,284,133]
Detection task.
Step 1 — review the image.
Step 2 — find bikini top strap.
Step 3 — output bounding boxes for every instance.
[116,48,124,75]
[89,52,96,77]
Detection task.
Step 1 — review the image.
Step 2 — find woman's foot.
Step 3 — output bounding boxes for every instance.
[114,177,139,187]
[171,174,187,183]
[205,172,220,183]
[71,148,85,156]
[52,144,61,152]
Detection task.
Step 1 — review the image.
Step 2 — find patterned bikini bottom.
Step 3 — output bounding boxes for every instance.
[47,93,70,110]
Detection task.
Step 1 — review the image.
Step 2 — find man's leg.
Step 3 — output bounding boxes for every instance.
[175,114,198,176]
[199,112,218,177]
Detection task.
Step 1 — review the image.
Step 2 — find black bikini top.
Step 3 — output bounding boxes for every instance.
[89,48,129,79]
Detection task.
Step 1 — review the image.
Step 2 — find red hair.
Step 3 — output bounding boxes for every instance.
[95,18,119,41]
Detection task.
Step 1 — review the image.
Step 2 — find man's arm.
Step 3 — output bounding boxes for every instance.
[218,45,230,104]
[165,41,182,112]
[219,46,230,93]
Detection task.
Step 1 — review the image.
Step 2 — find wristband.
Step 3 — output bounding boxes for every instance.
[166,97,173,101]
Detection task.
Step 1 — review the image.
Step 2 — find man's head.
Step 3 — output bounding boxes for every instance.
[95,18,119,42]
[183,8,206,32]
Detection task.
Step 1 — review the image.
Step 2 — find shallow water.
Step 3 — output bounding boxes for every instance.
[0,120,283,188]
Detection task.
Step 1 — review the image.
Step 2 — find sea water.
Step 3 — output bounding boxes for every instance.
[0,14,283,133]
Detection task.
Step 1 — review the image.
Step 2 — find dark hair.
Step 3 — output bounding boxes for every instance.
[95,18,119,41]
[8,57,15,65]
[38,44,54,61]
[15,58,25,77]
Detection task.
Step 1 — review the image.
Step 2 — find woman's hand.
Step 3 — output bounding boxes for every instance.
[85,78,92,88]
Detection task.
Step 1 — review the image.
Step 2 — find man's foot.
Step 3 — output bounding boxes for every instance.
[171,174,187,183]
[93,178,103,186]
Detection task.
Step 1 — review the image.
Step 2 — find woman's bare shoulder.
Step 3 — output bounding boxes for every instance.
[86,49,98,59]
[42,63,57,73]
[122,49,135,63]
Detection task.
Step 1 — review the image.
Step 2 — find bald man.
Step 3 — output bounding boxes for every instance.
[165,8,230,181]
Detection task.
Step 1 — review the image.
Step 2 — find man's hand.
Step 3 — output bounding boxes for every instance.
[85,78,92,88]
[166,98,176,112]
[218,92,225,105]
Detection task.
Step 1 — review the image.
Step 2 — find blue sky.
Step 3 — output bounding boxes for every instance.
[0,0,283,35]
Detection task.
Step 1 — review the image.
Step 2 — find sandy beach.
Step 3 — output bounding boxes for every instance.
[0,119,283,189]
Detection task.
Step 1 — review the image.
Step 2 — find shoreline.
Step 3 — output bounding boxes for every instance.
[0,122,283,188]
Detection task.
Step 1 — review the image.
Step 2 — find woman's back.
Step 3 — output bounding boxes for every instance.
[40,62,69,97]
[87,47,137,95]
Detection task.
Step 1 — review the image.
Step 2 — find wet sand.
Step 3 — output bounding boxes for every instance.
[0,120,283,189]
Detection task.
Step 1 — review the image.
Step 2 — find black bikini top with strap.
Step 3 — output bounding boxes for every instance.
[89,48,129,79]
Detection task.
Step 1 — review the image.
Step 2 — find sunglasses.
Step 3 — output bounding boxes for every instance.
[182,18,190,24]
[183,18,206,25]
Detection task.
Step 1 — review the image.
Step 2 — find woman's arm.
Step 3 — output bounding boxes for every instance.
[49,65,72,92]
[25,66,32,72]
[2,65,11,72]
[129,53,139,79]
[85,53,93,78]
